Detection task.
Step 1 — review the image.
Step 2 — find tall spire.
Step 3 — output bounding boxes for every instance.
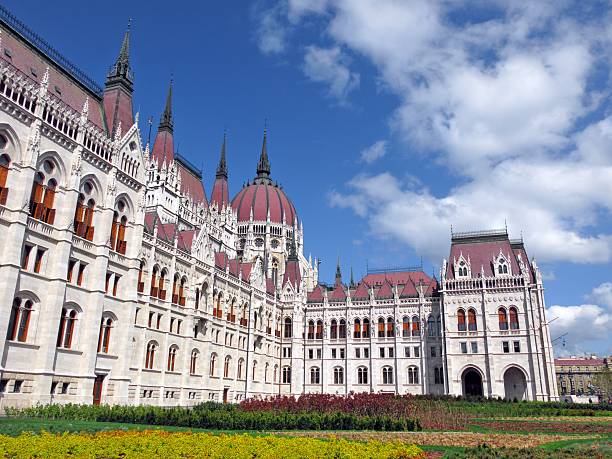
[216,132,228,179]
[288,228,299,261]
[159,79,173,132]
[350,266,355,288]
[106,19,133,90]
[255,129,271,184]
[335,256,342,285]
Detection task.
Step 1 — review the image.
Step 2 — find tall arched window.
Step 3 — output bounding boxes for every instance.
[237,358,244,379]
[498,307,508,330]
[357,366,368,385]
[427,315,435,337]
[0,151,10,205]
[333,366,344,384]
[150,266,159,297]
[224,356,231,378]
[509,306,519,330]
[209,353,217,376]
[411,315,420,336]
[353,318,361,338]
[179,277,187,306]
[339,319,347,339]
[271,258,278,287]
[190,350,199,375]
[310,367,320,384]
[316,319,323,340]
[307,320,315,340]
[284,317,292,338]
[264,362,269,382]
[159,269,167,300]
[110,199,129,255]
[467,308,477,331]
[229,298,236,322]
[330,319,338,339]
[282,366,291,384]
[7,298,33,342]
[386,317,394,337]
[172,275,179,304]
[57,308,78,349]
[167,346,178,371]
[408,366,419,384]
[382,366,394,384]
[30,159,59,225]
[457,309,466,331]
[214,292,223,318]
[97,316,113,353]
[377,317,385,338]
[273,365,278,383]
[74,181,96,241]
[145,341,157,369]
[436,315,442,336]
[362,318,369,338]
[402,316,410,337]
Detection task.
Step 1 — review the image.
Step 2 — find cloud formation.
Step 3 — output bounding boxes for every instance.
[360,140,387,164]
[303,46,360,102]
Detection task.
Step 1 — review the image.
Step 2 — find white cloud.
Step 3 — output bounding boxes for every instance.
[589,282,612,309]
[303,46,360,101]
[254,2,288,54]
[360,140,387,163]
[260,0,612,264]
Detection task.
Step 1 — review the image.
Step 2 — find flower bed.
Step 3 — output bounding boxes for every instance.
[472,419,612,434]
[10,402,421,432]
[0,431,425,459]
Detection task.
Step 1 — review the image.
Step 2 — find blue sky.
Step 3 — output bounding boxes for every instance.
[8,0,611,356]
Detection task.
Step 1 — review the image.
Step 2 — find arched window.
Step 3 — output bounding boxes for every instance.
[436,315,442,336]
[386,317,394,337]
[408,366,419,384]
[237,358,244,379]
[357,366,368,385]
[411,315,420,336]
[57,308,78,349]
[137,260,145,293]
[150,266,159,297]
[159,269,167,300]
[0,151,10,205]
[457,308,466,331]
[434,367,443,385]
[331,367,342,385]
[252,360,258,381]
[362,318,369,338]
[467,308,477,331]
[274,365,278,383]
[179,277,187,306]
[110,199,129,255]
[264,362,269,382]
[190,350,199,375]
[427,315,435,337]
[377,317,385,338]
[229,298,236,322]
[284,317,292,338]
[74,181,96,241]
[271,258,278,287]
[330,319,338,339]
[339,319,347,339]
[145,341,157,369]
[498,307,508,330]
[353,318,361,338]
[195,287,200,309]
[282,366,291,384]
[402,316,410,337]
[209,353,217,376]
[97,316,113,353]
[307,320,315,340]
[7,298,33,342]
[172,274,179,304]
[316,319,323,340]
[214,292,223,318]
[310,367,320,384]
[509,306,519,330]
[382,366,394,384]
[167,346,178,371]
[224,356,231,378]
[30,159,59,225]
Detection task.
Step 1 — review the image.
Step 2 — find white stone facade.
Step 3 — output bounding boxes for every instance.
[0,12,558,409]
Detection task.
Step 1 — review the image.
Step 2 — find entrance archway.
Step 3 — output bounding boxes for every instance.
[462,368,483,397]
[504,367,527,401]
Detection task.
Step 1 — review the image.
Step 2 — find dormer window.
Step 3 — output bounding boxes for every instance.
[493,250,512,277]
[453,253,471,278]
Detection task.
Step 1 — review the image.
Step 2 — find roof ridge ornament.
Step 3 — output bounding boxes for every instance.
[254,128,272,184]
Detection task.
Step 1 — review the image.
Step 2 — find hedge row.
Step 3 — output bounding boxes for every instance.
[9,403,422,432]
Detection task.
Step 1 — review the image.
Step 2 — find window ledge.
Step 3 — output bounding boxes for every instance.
[96,352,118,359]
[56,347,83,356]
[7,340,40,350]
[142,368,162,374]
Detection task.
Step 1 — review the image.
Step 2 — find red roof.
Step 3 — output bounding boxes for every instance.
[210,177,229,210]
[231,182,297,224]
[376,280,394,299]
[177,229,196,252]
[266,278,276,295]
[283,260,301,290]
[0,27,106,131]
[555,358,605,366]
[307,285,325,302]
[151,129,174,166]
[351,281,370,300]
[329,283,347,302]
[103,86,133,137]
[177,163,207,205]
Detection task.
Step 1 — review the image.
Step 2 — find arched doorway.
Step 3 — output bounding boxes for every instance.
[462,368,483,397]
[504,367,527,401]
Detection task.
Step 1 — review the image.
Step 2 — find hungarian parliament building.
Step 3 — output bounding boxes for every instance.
[0,7,558,408]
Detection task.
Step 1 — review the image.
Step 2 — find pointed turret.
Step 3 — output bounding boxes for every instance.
[350,266,356,288]
[151,81,175,166]
[335,257,342,286]
[283,229,301,290]
[103,19,134,138]
[254,130,272,185]
[210,133,230,210]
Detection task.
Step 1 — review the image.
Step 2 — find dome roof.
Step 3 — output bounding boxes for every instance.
[231,182,297,224]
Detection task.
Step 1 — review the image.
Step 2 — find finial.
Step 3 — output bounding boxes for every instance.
[255,127,271,183]
[106,19,133,87]
[159,79,174,132]
[216,131,228,179]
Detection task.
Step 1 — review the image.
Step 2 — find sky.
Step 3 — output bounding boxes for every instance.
[6,0,611,357]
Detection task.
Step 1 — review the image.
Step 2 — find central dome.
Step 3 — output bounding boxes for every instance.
[231,182,297,225]
[231,130,297,225]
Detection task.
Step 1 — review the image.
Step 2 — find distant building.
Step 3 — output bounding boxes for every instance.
[555,356,610,401]
[0,6,558,408]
